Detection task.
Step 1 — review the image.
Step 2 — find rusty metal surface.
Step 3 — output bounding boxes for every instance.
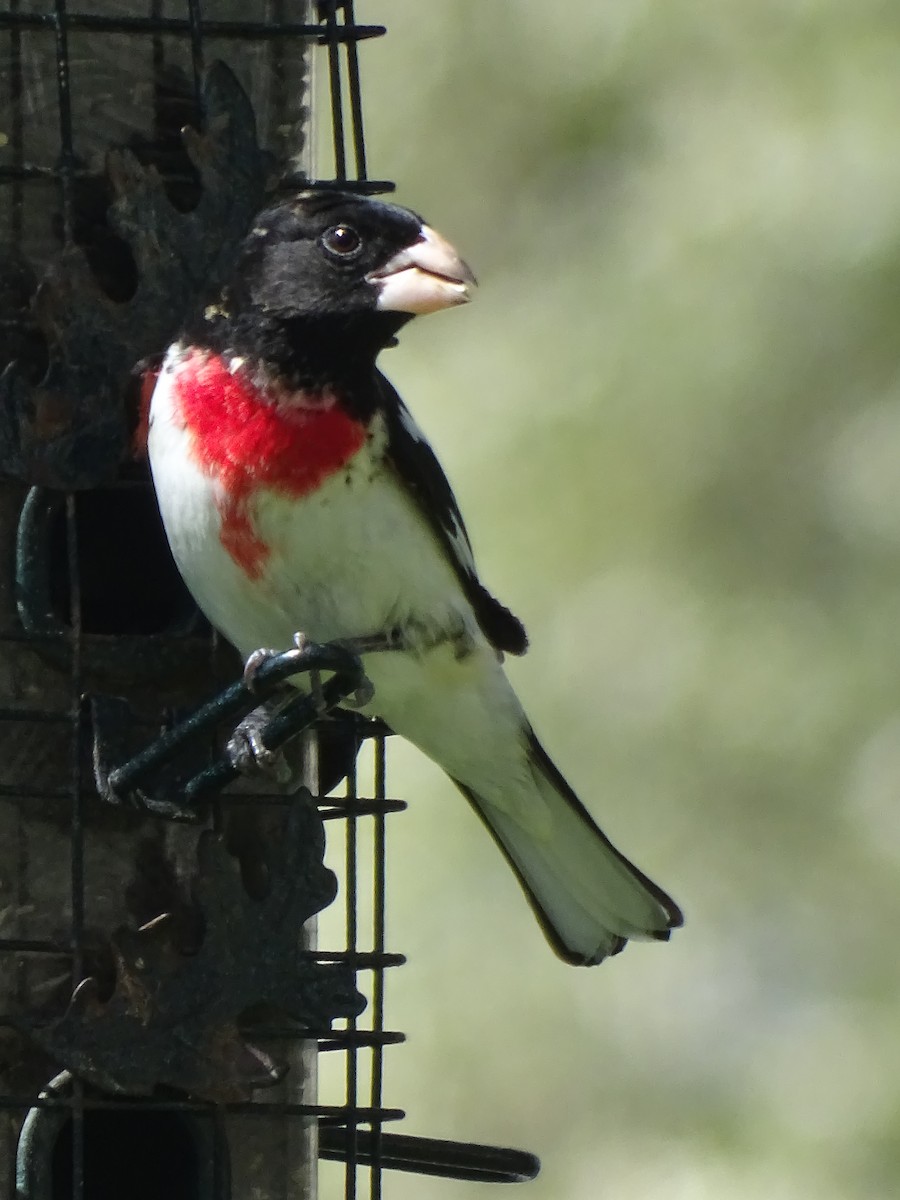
[0,62,269,489]
[16,791,363,1101]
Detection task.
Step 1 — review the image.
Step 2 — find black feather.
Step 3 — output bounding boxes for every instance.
[377,374,528,657]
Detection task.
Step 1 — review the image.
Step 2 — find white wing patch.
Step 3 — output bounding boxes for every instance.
[396,400,426,444]
[445,508,476,578]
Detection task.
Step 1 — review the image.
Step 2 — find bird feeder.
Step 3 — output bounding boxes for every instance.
[0,1,541,1195]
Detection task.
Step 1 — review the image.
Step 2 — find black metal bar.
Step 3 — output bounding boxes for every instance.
[52,0,75,243]
[212,1105,228,1200]
[0,938,70,955]
[0,166,394,191]
[276,176,395,195]
[0,1093,406,1120]
[321,801,408,820]
[0,163,92,182]
[65,490,86,1200]
[0,784,70,800]
[150,0,164,111]
[171,792,405,817]
[64,496,83,983]
[185,0,205,117]
[13,702,30,1031]
[17,486,69,638]
[318,1131,542,1185]
[8,0,23,247]
[370,732,386,1198]
[344,0,367,180]
[70,1077,84,1200]
[0,10,385,38]
[321,0,347,180]
[344,731,359,1200]
[0,628,71,644]
[312,950,405,969]
[317,1030,404,1052]
[0,944,403,965]
[237,1027,403,1048]
[0,707,72,722]
[320,796,407,819]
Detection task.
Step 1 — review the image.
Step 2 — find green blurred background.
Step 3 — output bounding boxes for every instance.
[319,3,900,1196]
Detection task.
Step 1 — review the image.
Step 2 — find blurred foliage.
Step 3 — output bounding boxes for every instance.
[317,3,900,1197]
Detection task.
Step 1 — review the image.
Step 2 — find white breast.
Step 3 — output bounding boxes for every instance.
[147,356,475,660]
[148,354,530,802]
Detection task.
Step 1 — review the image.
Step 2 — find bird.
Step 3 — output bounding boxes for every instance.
[146,187,683,965]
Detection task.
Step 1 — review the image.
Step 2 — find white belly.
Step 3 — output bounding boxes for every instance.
[148,360,530,799]
[149,367,465,654]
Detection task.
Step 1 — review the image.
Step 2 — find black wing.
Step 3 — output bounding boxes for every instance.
[377,373,528,656]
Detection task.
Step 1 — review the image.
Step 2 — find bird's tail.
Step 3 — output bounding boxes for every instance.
[454,732,683,965]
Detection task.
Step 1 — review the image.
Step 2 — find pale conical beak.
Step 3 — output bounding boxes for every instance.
[367,224,477,315]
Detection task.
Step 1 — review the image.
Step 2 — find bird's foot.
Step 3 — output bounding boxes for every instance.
[226,696,294,783]
[243,634,376,712]
[343,677,376,709]
[242,634,314,692]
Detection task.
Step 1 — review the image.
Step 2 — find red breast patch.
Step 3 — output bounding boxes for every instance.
[171,349,367,579]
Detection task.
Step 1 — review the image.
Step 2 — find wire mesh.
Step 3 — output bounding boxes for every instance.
[0,1,540,1194]
[0,1,398,1195]
[0,610,406,1197]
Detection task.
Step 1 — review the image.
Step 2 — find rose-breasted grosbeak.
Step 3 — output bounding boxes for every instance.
[147,188,683,965]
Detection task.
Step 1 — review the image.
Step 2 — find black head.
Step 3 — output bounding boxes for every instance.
[189,189,475,390]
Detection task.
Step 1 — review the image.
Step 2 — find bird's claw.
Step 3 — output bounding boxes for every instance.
[344,676,376,709]
[242,647,278,692]
[242,633,376,715]
[243,636,311,692]
[226,706,293,783]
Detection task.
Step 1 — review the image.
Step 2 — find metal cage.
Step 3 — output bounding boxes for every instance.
[0,2,540,1195]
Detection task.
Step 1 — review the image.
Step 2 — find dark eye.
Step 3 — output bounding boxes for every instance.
[321,224,362,258]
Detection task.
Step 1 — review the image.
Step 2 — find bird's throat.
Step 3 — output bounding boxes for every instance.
[171,348,368,580]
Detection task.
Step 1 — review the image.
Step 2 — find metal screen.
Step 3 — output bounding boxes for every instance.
[0,2,540,1194]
